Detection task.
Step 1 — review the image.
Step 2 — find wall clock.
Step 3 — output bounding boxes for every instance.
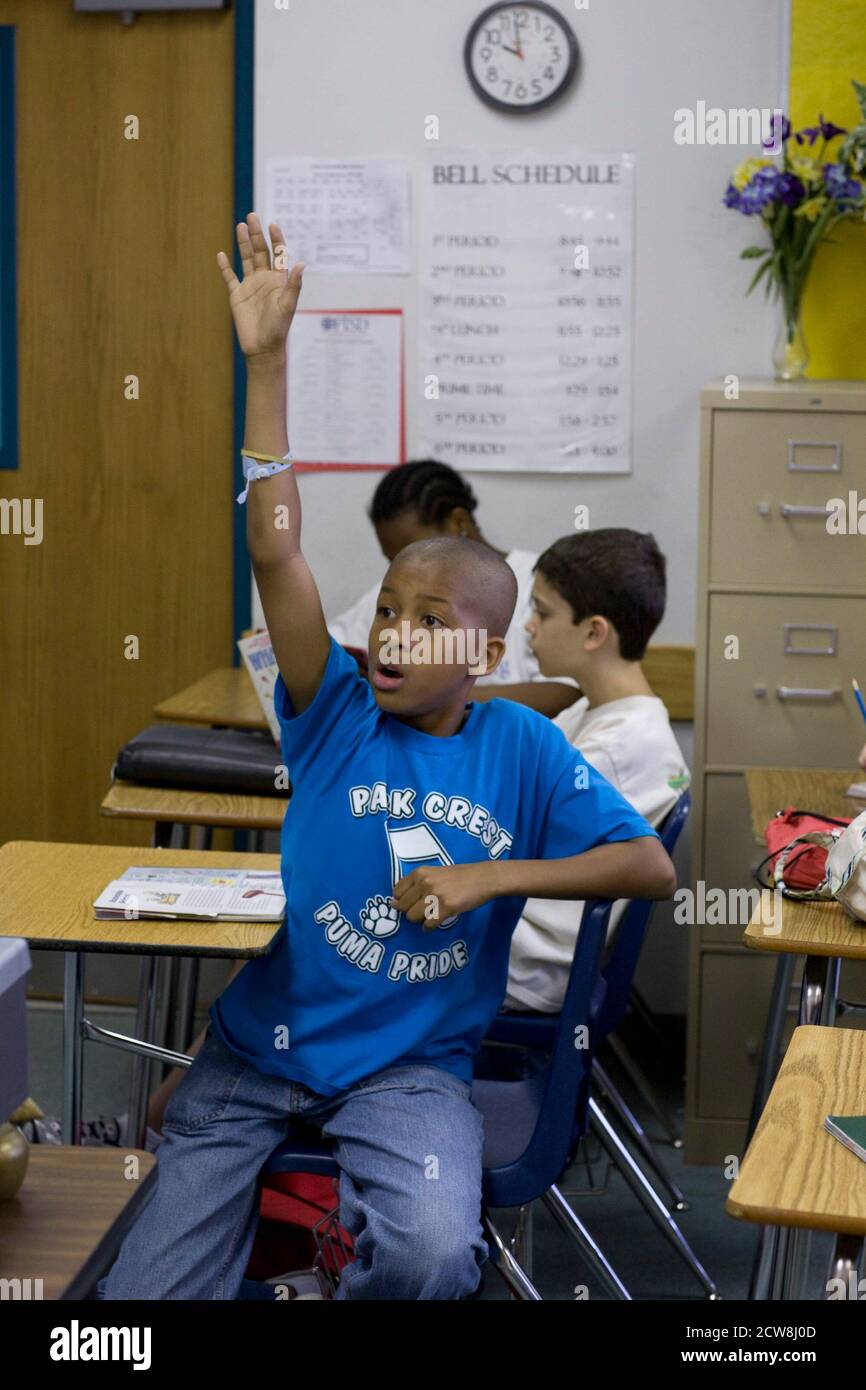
[464,3,580,113]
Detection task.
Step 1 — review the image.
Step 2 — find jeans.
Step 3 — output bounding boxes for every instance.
[100,1028,487,1300]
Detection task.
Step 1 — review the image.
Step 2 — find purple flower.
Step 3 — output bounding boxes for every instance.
[823,162,862,200]
[723,182,742,209]
[777,172,805,205]
[819,117,847,140]
[739,178,775,214]
[762,113,791,149]
[796,115,848,146]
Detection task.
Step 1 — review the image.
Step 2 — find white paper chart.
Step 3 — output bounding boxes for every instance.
[417,150,634,473]
[287,310,403,468]
[266,158,410,274]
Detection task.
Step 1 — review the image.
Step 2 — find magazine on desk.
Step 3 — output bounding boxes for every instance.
[93,867,286,922]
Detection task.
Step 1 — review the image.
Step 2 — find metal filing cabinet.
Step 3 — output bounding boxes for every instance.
[686,379,866,1163]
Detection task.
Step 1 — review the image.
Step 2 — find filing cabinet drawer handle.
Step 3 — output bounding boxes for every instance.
[787,440,842,472]
[783,623,837,656]
[775,686,840,702]
[779,503,831,519]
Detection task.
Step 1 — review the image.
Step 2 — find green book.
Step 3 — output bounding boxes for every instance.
[825,1114,866,1163]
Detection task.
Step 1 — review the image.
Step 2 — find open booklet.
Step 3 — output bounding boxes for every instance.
[93,867,286,922]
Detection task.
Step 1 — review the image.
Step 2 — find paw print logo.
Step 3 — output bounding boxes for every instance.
[360,894,400,938]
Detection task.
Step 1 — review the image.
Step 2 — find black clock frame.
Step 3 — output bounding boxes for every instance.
[464,1,580,113]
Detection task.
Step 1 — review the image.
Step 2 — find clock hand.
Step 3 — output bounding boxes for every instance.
[501,44,521,56]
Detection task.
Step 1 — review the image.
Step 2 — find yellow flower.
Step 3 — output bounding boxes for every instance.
[794,195,828,221]
[788,155,822,185]
[732,156,774,190]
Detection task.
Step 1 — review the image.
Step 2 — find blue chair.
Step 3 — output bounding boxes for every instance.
[489,791,691,1187]
[259,899,619,1300]
[483,791,717,1298]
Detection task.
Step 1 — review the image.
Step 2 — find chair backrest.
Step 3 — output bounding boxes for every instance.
[594,788,691,1041]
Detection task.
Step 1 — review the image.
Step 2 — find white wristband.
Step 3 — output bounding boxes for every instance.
[236,451,294,504]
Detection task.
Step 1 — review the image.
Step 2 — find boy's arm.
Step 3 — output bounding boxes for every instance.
[393,837,677,927]
[491,837,676,902]
[217,214,330,715]
[472,681,576,716]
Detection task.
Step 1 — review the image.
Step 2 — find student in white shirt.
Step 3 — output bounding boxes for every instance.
[504,528,690,1013]
[328,459,576,717]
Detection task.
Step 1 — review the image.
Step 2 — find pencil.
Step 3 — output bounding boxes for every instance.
[852,679,866,725]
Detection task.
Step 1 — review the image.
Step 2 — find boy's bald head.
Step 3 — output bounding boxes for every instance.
[385,537,517,637]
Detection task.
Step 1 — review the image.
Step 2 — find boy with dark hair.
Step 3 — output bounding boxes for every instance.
[102,216,675,1301]
[505,529,690,1013]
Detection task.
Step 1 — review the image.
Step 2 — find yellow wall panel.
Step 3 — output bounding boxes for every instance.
[790,0,866,378]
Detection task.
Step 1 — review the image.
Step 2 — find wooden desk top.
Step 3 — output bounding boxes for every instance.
[0,841,283,957]
[745,767,865,846]
[157,646,694,730]
[101,780,288,832]
[726,1025,866,1235]
[155,667,267,731]
[743,889,866,961]
[0,1147,156,1299]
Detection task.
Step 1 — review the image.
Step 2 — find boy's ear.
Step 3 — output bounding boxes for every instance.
[583,615,611,652]
[468,634,506,677]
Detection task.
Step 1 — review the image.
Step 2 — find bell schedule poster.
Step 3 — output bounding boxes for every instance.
[417,149,635,474]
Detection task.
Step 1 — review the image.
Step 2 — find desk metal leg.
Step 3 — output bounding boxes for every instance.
[747,953,795,1146]
[799,954,840,1026]
[125,956,160,1150]
[169,825,209,1056]
[173,957,200,1054]
[748,1223,779,1300]
[61,952,85,1145]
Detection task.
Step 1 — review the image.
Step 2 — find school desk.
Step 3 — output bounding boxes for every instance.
[0,1146,156,1300]
[155,646,695,732]
[101,780,287,836]
[743,768,866,1134]
[100,785,288,1060]
[155,666,267,731]
[726,1025,866,1301]
[743,889,866,1124]
[744,766,866,845]
[0,841,282,1151]
[742,890,866,1299]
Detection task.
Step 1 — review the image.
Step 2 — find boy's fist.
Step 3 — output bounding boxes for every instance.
[216,212,304,360]
[390,862,495,929]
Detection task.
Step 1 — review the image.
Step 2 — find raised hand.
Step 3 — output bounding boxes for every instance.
[216,212,304,361]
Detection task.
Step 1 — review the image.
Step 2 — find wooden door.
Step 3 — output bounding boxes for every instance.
[0,0,237,852]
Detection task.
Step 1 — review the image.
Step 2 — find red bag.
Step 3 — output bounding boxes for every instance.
[762,806,851,891]
[245,1174,355,1283]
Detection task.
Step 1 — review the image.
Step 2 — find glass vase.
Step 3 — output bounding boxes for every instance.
[772,298,809,381]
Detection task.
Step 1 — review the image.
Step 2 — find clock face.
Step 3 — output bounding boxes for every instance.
[465,3,580,112]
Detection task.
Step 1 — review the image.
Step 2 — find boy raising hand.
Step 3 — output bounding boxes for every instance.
[102,215,675,1302]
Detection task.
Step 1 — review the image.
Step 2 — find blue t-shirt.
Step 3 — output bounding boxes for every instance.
[210,638,656,1095]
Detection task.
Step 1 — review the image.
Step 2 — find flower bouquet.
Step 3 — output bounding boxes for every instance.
[724,80,866,379]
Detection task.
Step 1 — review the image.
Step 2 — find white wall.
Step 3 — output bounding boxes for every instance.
[254,0,787,639]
